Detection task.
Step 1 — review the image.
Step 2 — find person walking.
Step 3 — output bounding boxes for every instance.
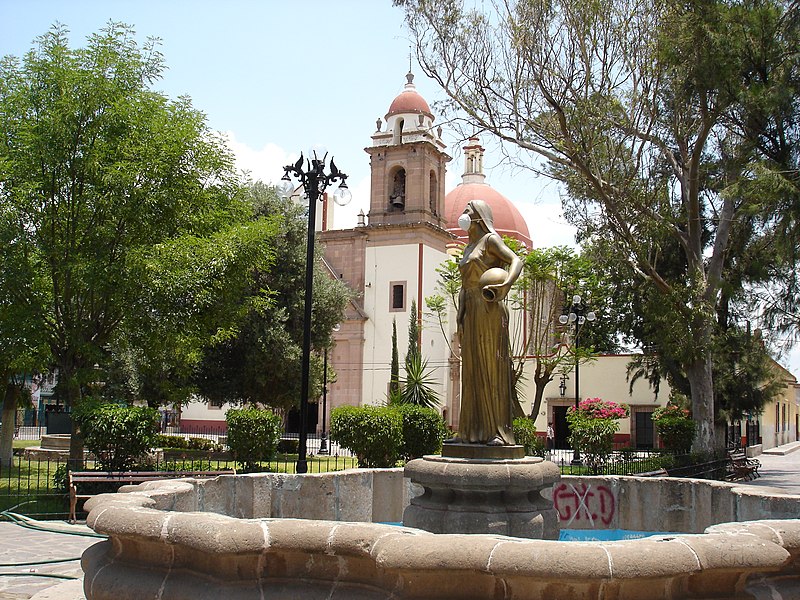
[546,422,555,457]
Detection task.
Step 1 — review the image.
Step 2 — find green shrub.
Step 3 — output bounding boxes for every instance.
[513,417,545,457]
[76,403,160,471]
[277,438,299,454]
[396,404,447,460]
[652,403,696,453]
[53,464,69,493]
[187,437,216,452]
[225,408,282,472]
[567,398,629,474]
[329,405,403,468]
[156,435,188,449]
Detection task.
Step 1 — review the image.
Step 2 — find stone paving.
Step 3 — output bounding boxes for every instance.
[0,520,98,600]
[1,442,799,600]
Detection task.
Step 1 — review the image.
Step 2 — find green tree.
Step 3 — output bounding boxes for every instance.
[406,299,420,366]
[0,23,260,462]
[194,181,350,411]
[399,0,799,452]
[390,319,400,396]
[511,246,618,419]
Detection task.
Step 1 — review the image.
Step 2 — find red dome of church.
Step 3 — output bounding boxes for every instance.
[444,137,531,248]
[386,72,433,119]
[445,184,532,248]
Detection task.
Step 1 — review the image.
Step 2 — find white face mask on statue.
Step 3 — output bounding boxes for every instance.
[458,213,472,232]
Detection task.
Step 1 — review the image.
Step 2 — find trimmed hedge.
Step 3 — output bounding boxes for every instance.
[396,404,447,460]
[225,408,282,472]
[329,405,403,468]
[329,404,447,467]
[513,417,545,457]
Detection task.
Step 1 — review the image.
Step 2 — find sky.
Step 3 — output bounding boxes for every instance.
[1,0,798,378]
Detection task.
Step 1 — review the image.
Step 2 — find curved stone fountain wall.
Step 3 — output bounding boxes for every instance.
[81,470,800,599]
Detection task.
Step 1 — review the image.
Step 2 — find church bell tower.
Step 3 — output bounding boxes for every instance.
[365,72,450,228]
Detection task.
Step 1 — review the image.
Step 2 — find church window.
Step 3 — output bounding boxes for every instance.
[390,281,406,312]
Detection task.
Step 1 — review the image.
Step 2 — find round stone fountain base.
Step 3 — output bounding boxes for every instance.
[403,454,560,539]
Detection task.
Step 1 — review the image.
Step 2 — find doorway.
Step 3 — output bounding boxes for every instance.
[633,409,654,449]
[552,405,570,449]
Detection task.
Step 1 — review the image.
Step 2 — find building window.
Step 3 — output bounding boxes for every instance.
[776,404,781,433]
[389,281,406,312]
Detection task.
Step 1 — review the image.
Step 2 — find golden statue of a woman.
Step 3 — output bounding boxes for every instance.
[453,200,524,446]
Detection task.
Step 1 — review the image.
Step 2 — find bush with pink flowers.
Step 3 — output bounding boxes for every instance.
[566,398,630,474]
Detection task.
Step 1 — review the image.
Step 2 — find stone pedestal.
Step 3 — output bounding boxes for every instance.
[403,453,561,539]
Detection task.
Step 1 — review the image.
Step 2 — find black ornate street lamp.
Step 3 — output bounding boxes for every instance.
[278,149,350,473]
[559,294,596,465]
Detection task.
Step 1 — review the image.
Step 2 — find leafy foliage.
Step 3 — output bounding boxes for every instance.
[400,0,800,453]
[329,405,403,468]
[194,181,350,410]
[396,404,447,461]
[512,417,545,457]
[652,403,696,454]
[75,403,160,471]
[0,23,262,462]
[225,408,282,472]
[567,399,629,474]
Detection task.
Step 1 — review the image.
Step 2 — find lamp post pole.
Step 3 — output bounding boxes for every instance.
[319,348,329,455]
[278,150,350,474]
[559,294,596,466]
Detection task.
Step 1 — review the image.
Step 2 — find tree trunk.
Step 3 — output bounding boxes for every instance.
[0,384,17,469]
[529,362,555,421]
[65,374,85,468]
[686,355,716,453]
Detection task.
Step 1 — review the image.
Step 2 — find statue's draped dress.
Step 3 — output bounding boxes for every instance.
[458,234,519,444]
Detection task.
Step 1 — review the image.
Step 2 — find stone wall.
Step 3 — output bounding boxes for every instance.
[111,469,800,533]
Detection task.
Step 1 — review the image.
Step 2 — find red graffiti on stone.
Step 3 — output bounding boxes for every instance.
[553,482,615,527]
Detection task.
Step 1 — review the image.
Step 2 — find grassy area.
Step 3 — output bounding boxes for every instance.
[0,457,69,517]
[12,439,40,449]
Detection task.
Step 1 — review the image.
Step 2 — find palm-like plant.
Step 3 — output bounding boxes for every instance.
[399,354,440,409]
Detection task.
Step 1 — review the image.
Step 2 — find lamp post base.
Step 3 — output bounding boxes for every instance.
[318,434,329,455]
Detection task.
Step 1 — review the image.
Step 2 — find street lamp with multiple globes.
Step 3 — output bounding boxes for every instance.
[559,294,596,465]
[277,149,351,474]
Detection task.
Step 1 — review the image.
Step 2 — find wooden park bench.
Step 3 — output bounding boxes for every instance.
[69,469,235,523]
[725,451,761,482]
[637,468,669,477]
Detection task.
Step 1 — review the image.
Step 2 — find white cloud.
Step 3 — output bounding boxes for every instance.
[224,131,295,186]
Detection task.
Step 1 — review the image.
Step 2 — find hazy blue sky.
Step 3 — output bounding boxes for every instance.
[2,1,797,376]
